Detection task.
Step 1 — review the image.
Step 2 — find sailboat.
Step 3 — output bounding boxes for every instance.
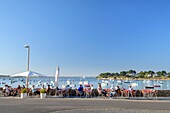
[84,81,90,87]
[145,81,154,89]
[124,80,131,83]
[79,80,83,85]
[131,82,138,87]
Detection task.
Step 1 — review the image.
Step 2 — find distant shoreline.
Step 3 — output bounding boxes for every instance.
[97,77,170,80]
[0,75,10,77]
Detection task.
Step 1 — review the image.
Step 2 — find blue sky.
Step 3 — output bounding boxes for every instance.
[0,0,170,76]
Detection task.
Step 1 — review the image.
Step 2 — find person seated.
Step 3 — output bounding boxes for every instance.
[8,86,14,96]
[61,85,71,97]
[97,83,102,94]
[77,84,84,96]
[46,85,51,96]
[85,87,92,97]
[97,83,107,97]
[31,85,40,95]
[16,85,22,96]
[127,85,133,97]
[41,84,45,89]
[128,85,133,91]
[55,86,62,96]
[115,86,121,96]
[109,86,116,97]
[91,84,94,90]
[3,85,10,96]
[90,84,95,96]
[22,85,25,89]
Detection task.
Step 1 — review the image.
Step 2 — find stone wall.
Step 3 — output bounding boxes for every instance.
[53,89,170,97]
[156,90,170,97]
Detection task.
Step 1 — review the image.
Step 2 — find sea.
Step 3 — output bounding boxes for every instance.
[0,76,170,90]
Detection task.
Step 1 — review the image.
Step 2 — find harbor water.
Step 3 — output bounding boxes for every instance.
[0,76,170,90]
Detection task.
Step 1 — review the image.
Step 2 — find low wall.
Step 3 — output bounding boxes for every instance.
[0,88,170,97]
[51,89,170,97]
[156,90,170,97]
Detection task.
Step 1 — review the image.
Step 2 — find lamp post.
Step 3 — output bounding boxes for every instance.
[25,45,30,89]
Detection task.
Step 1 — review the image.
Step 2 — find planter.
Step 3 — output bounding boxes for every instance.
[40,93,46,99]
[21,93,27,98]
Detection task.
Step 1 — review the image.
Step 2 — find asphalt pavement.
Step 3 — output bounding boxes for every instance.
[0,97,170,113]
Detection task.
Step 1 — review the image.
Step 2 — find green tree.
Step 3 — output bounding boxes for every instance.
[148,70,155,75]
[161,71,167,76]
[127,70,136,76]
[156,71,162,77]
[114,73,119,76]
[137,71,145,78]
[120,71,126,76]
[168,72,170,78]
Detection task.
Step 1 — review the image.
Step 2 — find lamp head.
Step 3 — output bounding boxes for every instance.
[24,45,30,48]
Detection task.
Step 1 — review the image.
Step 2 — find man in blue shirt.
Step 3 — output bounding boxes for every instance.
[77,84,84,96]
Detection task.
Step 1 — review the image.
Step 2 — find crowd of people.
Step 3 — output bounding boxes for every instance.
[97,83,134,97]
[2,84,22,96]
[1,83,136,98]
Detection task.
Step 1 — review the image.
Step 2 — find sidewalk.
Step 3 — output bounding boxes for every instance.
[1,96,170,101]
[129,97,170,100]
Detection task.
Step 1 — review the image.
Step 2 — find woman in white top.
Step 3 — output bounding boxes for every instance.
[128,85,133,91]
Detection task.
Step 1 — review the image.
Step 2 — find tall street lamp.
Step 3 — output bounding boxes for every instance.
[25,45,30,89]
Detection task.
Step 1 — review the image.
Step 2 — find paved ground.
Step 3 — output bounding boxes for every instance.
[0,97,170,113]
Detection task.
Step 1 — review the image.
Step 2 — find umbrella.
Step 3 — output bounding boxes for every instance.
[10,71,48,88]
[54,66,59,88]
[11,71,48,78]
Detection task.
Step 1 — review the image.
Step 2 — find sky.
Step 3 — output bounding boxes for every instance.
[0,0,170,76]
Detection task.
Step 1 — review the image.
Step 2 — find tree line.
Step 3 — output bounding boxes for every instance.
[97,70,170,78]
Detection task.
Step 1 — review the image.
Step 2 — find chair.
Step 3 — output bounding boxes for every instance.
[76,89,84,97]
[150,90,157,99]
[134,90,143,97]
[142,89,155,98]
[62,88,71,97]
[91,89,98,97]
[97,89,106,98]
[84,88,92,98]
[127,90,134,98]
[142,89,148,98]
[55,89,62,97]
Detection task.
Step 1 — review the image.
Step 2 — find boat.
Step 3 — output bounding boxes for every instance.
[117,80,121,83]
[84,84,90,87]
[101,82,108,88]
[38,80,42,84]
[62,85,66,89]
[84,81,90,87]
[67,80,71,85]
[154,84,161,87]
[70,84,76,89]
[2,82,6,84]
[124,80,130,83]
[104,80,109,83]
[145,86,154,89]
[158,81,163,84]
[117,80,122,85]
[79,81,83,85]
[131,82,138,87]
[43,82,48,86]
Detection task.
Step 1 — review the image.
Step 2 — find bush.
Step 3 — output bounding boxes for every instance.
[21,88,27,93]
[40,89,46,93]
